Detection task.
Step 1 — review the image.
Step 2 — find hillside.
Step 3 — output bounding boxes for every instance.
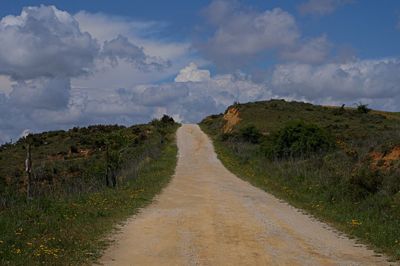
[0,116,179,265]
[200,99,400,260]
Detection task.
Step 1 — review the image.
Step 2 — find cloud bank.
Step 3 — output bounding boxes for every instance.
[200,1,299,68]
[0,5,175,143]
[0,6,98,80]
[270,58,400,109]
[0,3,399,145]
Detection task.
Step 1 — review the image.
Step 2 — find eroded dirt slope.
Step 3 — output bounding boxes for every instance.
[100,124,392,266]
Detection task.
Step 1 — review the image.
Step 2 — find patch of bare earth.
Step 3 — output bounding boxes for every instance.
[370,146,400,170]
[223,107,241,133]
[99,125,393,266]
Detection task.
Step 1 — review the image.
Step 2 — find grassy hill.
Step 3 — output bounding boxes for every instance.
[0,116,179,265]
[200,99,400,260]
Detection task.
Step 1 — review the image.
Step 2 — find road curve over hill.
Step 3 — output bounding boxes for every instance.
[100,124,392,266]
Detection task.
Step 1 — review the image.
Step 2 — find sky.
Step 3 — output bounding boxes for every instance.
[0,0,400,143]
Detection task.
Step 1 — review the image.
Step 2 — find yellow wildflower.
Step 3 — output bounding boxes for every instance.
[350,219,362,226]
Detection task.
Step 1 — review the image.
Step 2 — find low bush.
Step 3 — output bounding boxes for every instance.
[240,125,262,144]
[263,121,334,159]
[357,103,371,114]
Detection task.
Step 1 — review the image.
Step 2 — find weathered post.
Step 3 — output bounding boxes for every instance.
[25,143,32,200]
[105,144,110,187]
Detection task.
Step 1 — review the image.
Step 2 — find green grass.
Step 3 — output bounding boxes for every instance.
[200,99,400,261]
[0,118,179,265]
[0,136,177,265]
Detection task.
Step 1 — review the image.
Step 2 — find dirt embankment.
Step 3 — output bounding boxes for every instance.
[370,146,400,170]
[223,107,241,133]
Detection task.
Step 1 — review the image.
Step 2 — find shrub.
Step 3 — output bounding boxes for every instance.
[161,115,175,125]
[219,133,233,142]
[357,103,371,114]
[349,166,383,198]
[240,125,262,144]
[264,121,334,159]
[70,145,79,154]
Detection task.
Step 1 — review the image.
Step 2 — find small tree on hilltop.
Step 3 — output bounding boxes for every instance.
[356,102,371,114]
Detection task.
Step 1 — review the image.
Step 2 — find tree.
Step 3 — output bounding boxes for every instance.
[356,102,370,114]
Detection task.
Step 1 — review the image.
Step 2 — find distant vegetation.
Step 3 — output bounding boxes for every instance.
[0,116,179,265]
[200,99,400,260]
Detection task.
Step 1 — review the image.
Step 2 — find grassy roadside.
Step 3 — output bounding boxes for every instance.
[199,100,400,261]
[201,126,400,261]
[0,128,178,265]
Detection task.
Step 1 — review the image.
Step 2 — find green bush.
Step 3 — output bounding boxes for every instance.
[240,125,262,144]
[349,166,383,199]
[264,121,334,158]
[160,114,175,125]
[357,103,371,114]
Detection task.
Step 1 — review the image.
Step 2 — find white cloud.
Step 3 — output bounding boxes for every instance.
[271,58,400,109]
[0,5,176,91]
[73,11,197,88]
[0,64,275,143]
[280,35,332,64]
[74,11,191,63]
[200,1,299,68]
[298,0,353,16]
[0,75,13,95]
[175,63,211,82]
[0,5,196,144]
[2,55,400,144]
[1,3,400,146]
[0,6,99,80]
[101,35,170,70]
[9,78,70,110]
[20,129,31,139]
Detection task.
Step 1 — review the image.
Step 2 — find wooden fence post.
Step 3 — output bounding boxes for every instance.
[25,143,32,200]
[105,144,110,187]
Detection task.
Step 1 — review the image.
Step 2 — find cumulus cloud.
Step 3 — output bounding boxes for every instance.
[175,63,211,82]
[101,35,170,70]
[200,0,299,68]
[271,58,400,108]
[0,63,274,143]
[2,54,400,145]
[102,70,272,124]
[0,4,96,140]
[0,5,99,80]
[9,78,70,110]
[0,75,12,95]
[280,35,332,64]
[73,11,196,88]
[298,0,353,16]
[0,5,182,144]
[0,5,172,84]
[1,3,400,146]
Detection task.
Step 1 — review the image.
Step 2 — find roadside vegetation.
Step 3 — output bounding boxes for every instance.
[0,116,179,265]
[200,99,400,260]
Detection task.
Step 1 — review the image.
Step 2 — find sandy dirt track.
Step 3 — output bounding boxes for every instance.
[100,124,392,266]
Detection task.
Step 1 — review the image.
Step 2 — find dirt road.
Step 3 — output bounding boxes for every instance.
[100,124,391,266]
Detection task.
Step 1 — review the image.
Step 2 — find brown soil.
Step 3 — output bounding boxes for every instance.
[99,125,392,266]
[370,146,400,170]
[223,107,241,133]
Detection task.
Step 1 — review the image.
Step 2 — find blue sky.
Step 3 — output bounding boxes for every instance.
[2,1,400,58]
[0,0,400,143]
